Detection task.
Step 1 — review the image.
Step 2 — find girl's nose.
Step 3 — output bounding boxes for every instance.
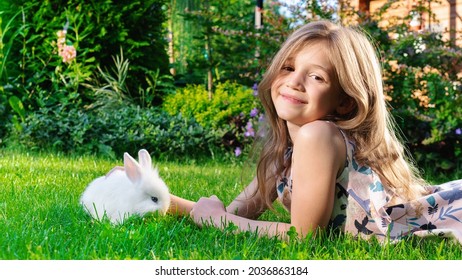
[286,72,305,91]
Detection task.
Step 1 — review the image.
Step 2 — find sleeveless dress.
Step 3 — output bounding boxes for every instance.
[276,127,462,244]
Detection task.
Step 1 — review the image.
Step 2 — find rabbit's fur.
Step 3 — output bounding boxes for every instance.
[80,149,170,223]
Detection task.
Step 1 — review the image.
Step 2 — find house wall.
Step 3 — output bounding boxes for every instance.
[346,0,462,44]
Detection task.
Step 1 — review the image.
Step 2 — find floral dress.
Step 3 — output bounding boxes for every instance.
[276,128,462,244]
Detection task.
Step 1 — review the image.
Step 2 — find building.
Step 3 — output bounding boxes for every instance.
[347,0,461,43]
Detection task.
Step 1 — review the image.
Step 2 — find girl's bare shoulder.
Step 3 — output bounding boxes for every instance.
[293,121,346,170]
[296,120,344,144]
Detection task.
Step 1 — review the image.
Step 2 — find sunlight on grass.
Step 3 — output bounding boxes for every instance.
[1,148,461,260]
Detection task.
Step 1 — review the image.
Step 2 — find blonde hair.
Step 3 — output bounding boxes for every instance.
[256,20,429,208]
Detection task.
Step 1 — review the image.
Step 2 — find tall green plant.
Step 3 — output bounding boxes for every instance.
[84,48,132,110]
[84,48,175,109]
[0,11,21,85]
[3,0,170,109]
[0,9,27,134]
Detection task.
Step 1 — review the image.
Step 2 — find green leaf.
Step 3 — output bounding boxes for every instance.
[8,95,26,121]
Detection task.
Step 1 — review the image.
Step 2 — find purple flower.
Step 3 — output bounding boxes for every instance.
[252,83,258,96]
[244,121,255,138]
[234,147,242,157]
[250,108,259,118]
[456,128,462,135]
[258,114,265,122]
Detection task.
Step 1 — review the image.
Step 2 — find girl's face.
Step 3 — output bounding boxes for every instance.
[271,42,342,127]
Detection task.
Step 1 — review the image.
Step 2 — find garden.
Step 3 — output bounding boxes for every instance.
[0,0,461,260]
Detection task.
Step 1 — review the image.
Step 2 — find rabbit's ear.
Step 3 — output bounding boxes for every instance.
[138,149,152,169]
[105,166,124,177]
[124,152,142,184]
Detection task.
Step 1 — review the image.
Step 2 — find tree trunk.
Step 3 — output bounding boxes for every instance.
[204,0,213,99]
[168,0,176,76]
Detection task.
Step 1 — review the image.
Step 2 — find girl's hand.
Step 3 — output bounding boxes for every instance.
[190,195,226,228]
[191,195,292,238]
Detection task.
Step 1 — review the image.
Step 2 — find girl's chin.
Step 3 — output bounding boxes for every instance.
[276,112,305,124]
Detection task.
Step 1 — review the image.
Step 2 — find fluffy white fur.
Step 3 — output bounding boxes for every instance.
[80,149,170,224]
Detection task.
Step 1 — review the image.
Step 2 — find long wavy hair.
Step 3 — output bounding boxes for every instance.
[255,20,429,209]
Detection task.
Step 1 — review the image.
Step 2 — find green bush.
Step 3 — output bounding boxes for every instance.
[163,81,259,128]
[0,0,173,149]
[343,1,462,173]
[381,35,462,172]
[17,80,264,158]
[18,104,221,159]
[162,81,263,155]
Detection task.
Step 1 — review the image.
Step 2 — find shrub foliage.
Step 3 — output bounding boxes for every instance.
[19,104,219,159]
[0,0,460,172]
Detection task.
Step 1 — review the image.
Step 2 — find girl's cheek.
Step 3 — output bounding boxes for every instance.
[272,76,284,89]
[270,83,279,95]
[270,82,277,93]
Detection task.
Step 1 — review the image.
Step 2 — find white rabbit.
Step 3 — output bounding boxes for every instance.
[80,149,170,224]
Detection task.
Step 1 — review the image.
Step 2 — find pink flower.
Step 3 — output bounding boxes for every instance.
[56,30,67,38]
[59,45,77,63]
[56,30,67,52]
[56,27,76,64]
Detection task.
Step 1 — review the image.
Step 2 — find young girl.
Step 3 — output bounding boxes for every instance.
[169,20,462,243]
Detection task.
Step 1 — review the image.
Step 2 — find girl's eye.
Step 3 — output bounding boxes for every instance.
[151,197,158,203]
[281,65,294,72]
[310,75,325,82]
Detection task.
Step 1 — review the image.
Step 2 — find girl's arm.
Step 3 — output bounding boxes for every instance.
[288,121,346,235]
[168,177,270,218]
[192,195,292,237]
[226,177,273,219]
[168,194,195,216]
[190,121,346,239]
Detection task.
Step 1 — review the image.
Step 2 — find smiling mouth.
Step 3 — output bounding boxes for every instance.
[281,94,307,104]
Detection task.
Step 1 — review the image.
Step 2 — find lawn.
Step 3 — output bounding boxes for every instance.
[1,148,461,260]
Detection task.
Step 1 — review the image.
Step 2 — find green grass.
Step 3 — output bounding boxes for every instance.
[1,148,461,260]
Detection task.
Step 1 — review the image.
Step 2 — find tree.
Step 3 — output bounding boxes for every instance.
[168,0,290,91]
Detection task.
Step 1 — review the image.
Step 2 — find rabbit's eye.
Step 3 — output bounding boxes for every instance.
[151,197,158,203]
